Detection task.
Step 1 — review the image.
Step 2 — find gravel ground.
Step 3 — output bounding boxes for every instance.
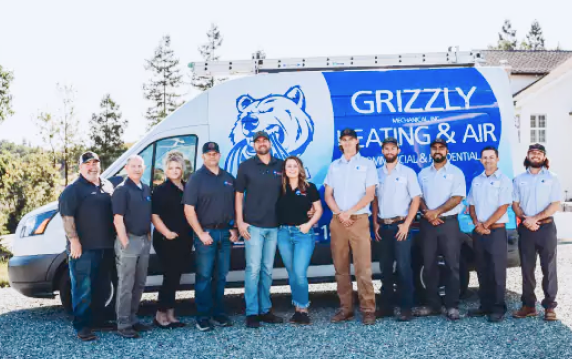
[1,244,572,359]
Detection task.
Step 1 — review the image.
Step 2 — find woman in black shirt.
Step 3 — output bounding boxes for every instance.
[276,156,323,325]
[151,151,192,328]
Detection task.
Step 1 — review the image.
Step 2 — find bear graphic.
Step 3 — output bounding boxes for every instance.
[224,85,315,174]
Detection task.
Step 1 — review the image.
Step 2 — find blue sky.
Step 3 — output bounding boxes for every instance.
[1,0,571,146]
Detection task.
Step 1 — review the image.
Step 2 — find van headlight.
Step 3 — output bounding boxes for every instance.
[20,210,57,237]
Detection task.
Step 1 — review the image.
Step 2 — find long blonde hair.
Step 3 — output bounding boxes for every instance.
[281,156,309,194]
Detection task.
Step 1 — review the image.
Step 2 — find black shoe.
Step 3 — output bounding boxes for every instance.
[77,327,97,341]
[92,321,116,332]
[258,311,284,324]
[446,308,461,321]
[116,327,140,339]
[196,318,214,332]
[212,315,233,327]
[396,310,413,322]
[169,321,186,328]
[132,323,152,332]
[375,308,394,318]
[468,308,490,318]
[414,306,441,317]
[153,318,172,329]
[246,315,261,328]
[291,312,311,325]
[488,313,505,323]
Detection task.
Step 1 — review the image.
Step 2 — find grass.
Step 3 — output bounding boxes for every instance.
[0,258,8,288]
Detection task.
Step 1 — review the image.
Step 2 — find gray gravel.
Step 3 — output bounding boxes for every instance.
[2,244,572,359]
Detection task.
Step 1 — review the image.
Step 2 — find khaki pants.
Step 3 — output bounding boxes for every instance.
[330,214,375,314]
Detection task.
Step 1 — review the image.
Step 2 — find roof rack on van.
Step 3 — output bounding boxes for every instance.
[189,51,483,76]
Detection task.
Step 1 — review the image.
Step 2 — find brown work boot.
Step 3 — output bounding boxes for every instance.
[330,309,355,323]
[545,308,557,321]
[362,312,376,325]
[512,306,538,318]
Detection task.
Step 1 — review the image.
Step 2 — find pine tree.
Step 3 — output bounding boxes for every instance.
[489,20,517,50]
[0,64,15,124]
[192,23,225,91]
[522,20,546,50]
[89,94,128,168]
[143,35,183,129]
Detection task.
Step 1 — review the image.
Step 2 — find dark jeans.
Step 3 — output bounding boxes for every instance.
[194,229,232,319]
[421,217,461,310]
[518,221,558,309]
[473,227,507,314]
[68,248,114,332]
[153,230,192,311]
[376,220,414,311]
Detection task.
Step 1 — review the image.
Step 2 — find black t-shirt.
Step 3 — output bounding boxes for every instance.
[152,180,192,237]
[184,166,236,228]
[277,182,321,226]
[235,155,284,228]
[112,178,152,236]
[58,175,115,250]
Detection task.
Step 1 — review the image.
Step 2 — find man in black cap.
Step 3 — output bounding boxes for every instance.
[59,151,116,341]
[512,143,562,321]
[235,131,285,328]
[416,137,466,320]
[184,142,238,332]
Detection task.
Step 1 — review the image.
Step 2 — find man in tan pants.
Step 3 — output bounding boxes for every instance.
[324,128,378,325]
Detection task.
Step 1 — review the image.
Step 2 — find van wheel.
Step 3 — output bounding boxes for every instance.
[57,267,117,316]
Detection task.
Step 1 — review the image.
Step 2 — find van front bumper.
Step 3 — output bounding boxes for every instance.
[8,254,61,298]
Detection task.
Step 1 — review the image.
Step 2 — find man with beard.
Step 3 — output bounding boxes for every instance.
[236,131,285,328]
[371,137,421,322]
[59,152,116,341]
[324,128,378,325]
[416,138,466,320]
[512,143,562,321]
[466,146,513,323]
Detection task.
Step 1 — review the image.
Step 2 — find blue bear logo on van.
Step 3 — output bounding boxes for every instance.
[224,86,315,175]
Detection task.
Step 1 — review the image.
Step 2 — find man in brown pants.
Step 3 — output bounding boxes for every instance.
[324,128,378,325]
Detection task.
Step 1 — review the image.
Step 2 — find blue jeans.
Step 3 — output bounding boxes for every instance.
[194,229,232,319]
[68,249,113,332]
[244,226,278,316]
[277,226,315,309]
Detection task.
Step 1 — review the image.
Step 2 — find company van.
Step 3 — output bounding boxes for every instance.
[9,58,520,312]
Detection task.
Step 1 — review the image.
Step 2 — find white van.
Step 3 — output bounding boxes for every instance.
[9,57,520,312]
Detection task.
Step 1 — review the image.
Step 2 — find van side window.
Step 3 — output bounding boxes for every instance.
[153,135,198,187]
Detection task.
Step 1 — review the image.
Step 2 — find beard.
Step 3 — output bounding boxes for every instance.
[432,154,446,163]
[384,154,397,163]
[528,159,544,168]
[255,146,270,155]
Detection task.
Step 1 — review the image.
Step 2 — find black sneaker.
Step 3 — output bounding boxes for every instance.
[396,310,413,322]
[116,327,140,339]
[132,323,152,332]
[290,312,311,325]
[246,315,261,328]
[212,315,233,327]
[258,311,284,324]
[289,312,302,324]
[77,327,97,341]
[196,318,214,332]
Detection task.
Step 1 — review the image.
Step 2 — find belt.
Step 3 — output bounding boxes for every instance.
[203,223,230,230]
[378,216,405,225]
[488,223,506,229]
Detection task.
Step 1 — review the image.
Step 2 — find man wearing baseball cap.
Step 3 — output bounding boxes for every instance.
[58,151,116,341]
[372,137,421,321]
[416,137,466,320]
[512,143,562,321]
[324,128,378,325]
[184,142,238,331]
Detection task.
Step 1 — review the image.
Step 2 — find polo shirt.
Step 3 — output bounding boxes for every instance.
[235,155,284,228]
[152,179,191,236]
[184,166,236,228]
[277,182,321,226]
[376,163,422,219]
[112,177,152,236]
[323,153,378,215]
[418,161,466,216]
[467,169,513,223]
[513,167,562,217]
[58,175,115,250]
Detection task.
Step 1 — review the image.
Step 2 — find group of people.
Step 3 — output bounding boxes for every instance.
[58,127,562,342]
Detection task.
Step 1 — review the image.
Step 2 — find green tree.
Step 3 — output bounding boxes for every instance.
[192,23,225,91]
[34,111,59,167]
[488,19,517,50]
[89,94,128,169]
[56,84,82,186]
[0,65,15,123]
[143,35,184,129]
[521,20,546,50]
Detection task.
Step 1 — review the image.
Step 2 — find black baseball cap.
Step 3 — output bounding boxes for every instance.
[339,128,358,139]
[79,151,100,165]
[202,142,220,154]
[382,137,399,148]
[528,143,546,154]
[253,131,269,142]
[430,138,448,148]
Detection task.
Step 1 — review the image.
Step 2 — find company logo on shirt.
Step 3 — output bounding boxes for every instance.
[224,181,233,187]
[274,171,283,177]
[146,196,151,202]
[295,189,307,196]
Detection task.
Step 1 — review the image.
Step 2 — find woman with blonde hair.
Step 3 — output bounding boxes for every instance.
[151,151,192,328]
[276,156,323,325]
